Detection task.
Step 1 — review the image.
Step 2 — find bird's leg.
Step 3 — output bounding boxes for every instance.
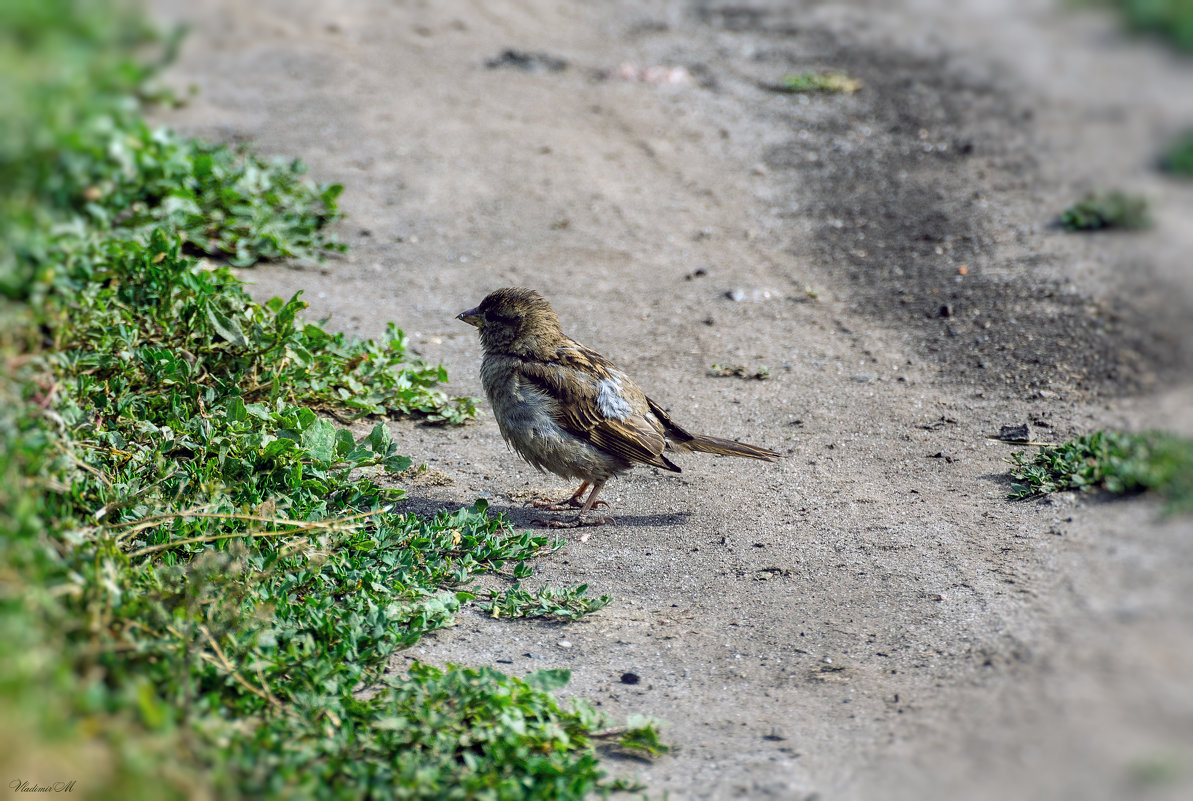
[531,481,609,511]
[546,479,613,528]
[531,481,587,510]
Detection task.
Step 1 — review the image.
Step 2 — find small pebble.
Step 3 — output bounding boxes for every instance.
[620,672,640,684]
[557,640,572,649]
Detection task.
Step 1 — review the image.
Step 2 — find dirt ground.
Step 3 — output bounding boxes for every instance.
[152,1,1193,798]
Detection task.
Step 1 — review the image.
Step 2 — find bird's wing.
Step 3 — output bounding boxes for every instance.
[645,395,694,440]
[517,349,680,471]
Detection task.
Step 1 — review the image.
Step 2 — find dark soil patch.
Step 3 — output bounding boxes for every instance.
[696,6,1176,398]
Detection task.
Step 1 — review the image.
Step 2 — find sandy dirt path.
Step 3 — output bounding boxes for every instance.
[153,1,1193,798]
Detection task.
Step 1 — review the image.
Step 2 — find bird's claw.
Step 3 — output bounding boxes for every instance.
[531,499,579,511]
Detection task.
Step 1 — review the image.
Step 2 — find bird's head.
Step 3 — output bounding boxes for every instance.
[457,287,563,355]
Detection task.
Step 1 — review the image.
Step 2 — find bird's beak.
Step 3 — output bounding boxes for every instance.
[456,307,483,328]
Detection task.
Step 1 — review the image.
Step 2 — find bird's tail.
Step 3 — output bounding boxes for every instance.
[646,396,780,462]
[671,433,780,461]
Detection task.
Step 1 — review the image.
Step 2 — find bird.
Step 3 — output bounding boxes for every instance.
[456,287,779,527]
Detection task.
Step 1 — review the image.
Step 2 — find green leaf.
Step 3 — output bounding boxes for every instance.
[263,438,295,459]
[322,183,343,204]
[382,454,412,473]
[226,396,247,422]
[619,717,671,757]
[300,417,336,465]
[136,680,168,729]
[524,668,572,692]
[364,422,390,454]
[205,305,249,347]
[276,292,304,329]
[334,428,355,458]
[245,403,273,421]
[147,227,174,256]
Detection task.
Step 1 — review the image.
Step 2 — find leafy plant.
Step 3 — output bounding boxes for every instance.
[481,583,613,621]
[1059,191,1150,231]
[60,119,345,265]
[1,3,340,301]
[1,0,165,298]
[779,71,863,94]
[34,229,473,425]
[1107,0,1193,53]
[1,1,664,797]
[1008,430,1193,512]
[1160,130,1193,175]
[610,715,673,758]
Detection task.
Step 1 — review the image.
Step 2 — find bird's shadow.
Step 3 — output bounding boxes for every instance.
[391,491,691,529]
[483,500,692,530]
[595,743,657,765]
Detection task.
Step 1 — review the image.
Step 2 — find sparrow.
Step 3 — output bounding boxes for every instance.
[457,287,779,527]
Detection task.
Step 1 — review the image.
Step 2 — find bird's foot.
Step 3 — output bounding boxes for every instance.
[528,482,608,511]
[531,479,611,531]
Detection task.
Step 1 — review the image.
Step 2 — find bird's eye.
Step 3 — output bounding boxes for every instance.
[488,311,519,326]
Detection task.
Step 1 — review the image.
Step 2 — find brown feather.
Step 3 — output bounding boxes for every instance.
[646,397,779,461]
[517,358,680,472]
[461,287,778,524]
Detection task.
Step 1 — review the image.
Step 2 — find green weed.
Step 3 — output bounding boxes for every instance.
[1059,191,1150,231]
[481,583,613,621]
[779,71,863,94]
[32,230,472,424]
[1160,130,1193,175]
[1,1,340,301]
[1008,430,1193,512]
[612,716,673,758]
[1109,0,1193,52]
[1,1,663,797]
[61,119,345,265]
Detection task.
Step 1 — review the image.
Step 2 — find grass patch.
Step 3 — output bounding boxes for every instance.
[1160,129,1193,175]
[1107,0,1193,53]
[1,2,340,300]
[2,1,661,796]
[779,70,863,94]
[1008,430,1193,512]
[62,121,346,266]
[1059,190,1150,231]
[481,583,614,621]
